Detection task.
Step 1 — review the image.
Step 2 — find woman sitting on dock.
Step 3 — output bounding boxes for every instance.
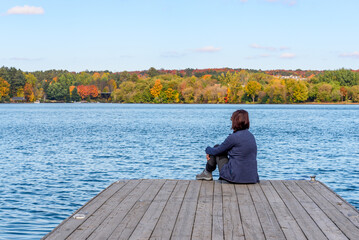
[196,109,259,183]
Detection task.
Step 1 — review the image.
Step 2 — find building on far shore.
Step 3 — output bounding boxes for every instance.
[11,97,25,102]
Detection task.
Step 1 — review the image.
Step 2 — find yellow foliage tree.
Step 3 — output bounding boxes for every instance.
[150,79,163,98]
[245,81,262,103]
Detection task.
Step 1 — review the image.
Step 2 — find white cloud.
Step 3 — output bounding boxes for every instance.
[339,51,359,58]
[280,53,295,59]
[6,5,44,15]
[194,46,221,53]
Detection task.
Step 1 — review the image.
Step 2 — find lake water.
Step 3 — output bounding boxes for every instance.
[0,103,358,239]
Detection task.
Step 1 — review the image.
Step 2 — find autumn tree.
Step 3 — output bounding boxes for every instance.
[150,79,163,99]
[112,81,136,102]
[292,81,308,102]
[245,81,262,103]
[0,77,10,102]
[77,85,90,100]
[76,85,99,100]
[265,79,286,103]
[348,85,359,102]
[340,87,348,101]
[317,83,333,102]
[24,83,35,102]
[108,79,117,92]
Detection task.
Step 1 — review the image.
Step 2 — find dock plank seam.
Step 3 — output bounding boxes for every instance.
[150,180,190,239]
[166,180,191,239]
[284,180,348,240]
[296,180,359,240]
[107,179,166,240]
[73,179,147,239]
[259,181,306,240]
[190,180,203,240]
[232,183,245,240]
[247,184,267,239]
[270,180,327,240]
[171,180,202,240]
[130,180,178,239]
[314,181,359,228]
[248,183,286,240]
[43,179,132,240]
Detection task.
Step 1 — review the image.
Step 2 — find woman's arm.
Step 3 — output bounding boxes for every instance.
[205,134,235,156]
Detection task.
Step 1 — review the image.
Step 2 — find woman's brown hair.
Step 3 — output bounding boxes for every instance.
[231,110,250,132]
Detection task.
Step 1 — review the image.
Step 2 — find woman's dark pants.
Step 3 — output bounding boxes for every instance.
[206,145,229,173]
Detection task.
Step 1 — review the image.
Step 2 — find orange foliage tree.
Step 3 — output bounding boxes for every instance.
[24,83,35,102]
[0,77,10,101]
[88,85,99,98]
[77,85,99,99]
[150,79,163,98]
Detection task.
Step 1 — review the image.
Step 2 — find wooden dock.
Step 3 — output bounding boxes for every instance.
[43,179,359,240]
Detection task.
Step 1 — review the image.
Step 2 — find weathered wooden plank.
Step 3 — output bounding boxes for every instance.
[149,180,189,240]
[248,183,286,240]
[212,180,224,240]
[192,180,214,240]
[106,179,166,240]
[221,182,244,240]
[311,181,359,228]
[171,180,202,240]
[68,179,147,240]
[235,184,265,240]
[284,180,348,240]
[260,180,306,240]
[44,179,359,240]
[43,179,132,240]
[297,180,359,240]
[270,180,327,240]
[129,180,177,240]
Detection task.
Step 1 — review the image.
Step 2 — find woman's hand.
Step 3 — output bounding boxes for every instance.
[206,154,210,161]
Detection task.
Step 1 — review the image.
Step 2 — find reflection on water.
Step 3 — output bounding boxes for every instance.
[0,103,358,239]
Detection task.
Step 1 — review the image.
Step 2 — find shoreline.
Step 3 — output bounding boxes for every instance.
[1,102,359,105]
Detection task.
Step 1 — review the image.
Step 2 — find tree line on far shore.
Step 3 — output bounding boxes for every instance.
[1,66,359,104]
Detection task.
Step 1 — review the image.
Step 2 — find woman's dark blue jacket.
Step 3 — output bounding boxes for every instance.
[205,129,259,184]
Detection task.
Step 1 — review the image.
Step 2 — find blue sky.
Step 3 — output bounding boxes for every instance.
[1,0,358,72]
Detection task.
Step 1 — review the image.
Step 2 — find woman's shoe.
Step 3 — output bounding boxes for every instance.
[196,169,213,181]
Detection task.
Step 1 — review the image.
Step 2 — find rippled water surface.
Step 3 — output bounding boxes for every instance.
[0,103,358,239]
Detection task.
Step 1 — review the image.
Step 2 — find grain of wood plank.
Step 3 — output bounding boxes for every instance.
[297,180,359,240]
[311,181,359,228]
[283,180,348,240]
[149,180,189,240]
[212,180,224,240]
[129,180,177,240]
[84,179,155,240]
[192,180,214,240]
[248,183,286,240]
[68,179,146,240]
[171,180,202,240]
[221,182,244,240]
[235,184,265,240]
[107,179,166,240]
[43,180,130,240]
[260,180,306,240]
[270,180,327,240]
